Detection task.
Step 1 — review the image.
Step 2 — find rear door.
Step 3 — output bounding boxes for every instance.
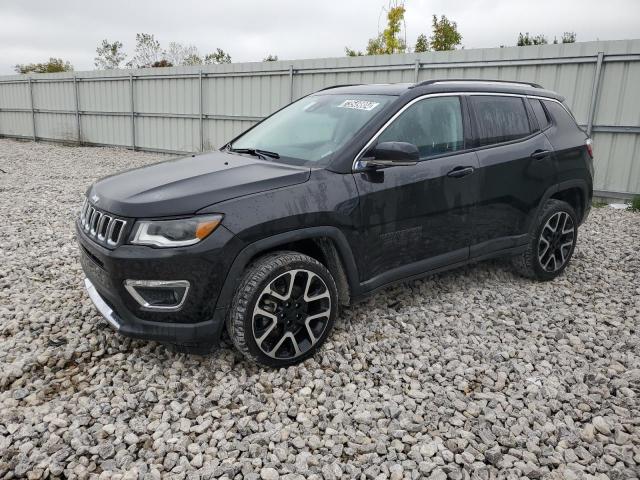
[469,94,556,257]
[353,95,480,287]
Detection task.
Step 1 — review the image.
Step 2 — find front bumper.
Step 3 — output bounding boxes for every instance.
[83,277,225,347]
[77,220,244,348]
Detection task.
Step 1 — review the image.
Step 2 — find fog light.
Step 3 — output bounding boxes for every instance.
[124,280,190,311]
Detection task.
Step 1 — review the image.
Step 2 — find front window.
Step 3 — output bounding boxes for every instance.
[230,94,395,164]
[377,96,465,159]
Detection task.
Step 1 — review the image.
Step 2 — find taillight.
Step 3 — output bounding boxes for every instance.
[586,138,593,159]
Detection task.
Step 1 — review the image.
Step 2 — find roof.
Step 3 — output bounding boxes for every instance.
[315,79,564,101]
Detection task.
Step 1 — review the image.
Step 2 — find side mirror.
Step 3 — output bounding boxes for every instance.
[361,141,420,168]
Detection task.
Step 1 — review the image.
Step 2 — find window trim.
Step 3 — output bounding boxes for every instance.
[353,93,471,171]
[468,94,533,148]
[351,92,571,171]
[527,97,553,133]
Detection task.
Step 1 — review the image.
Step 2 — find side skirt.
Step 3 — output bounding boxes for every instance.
[351,243,528,303]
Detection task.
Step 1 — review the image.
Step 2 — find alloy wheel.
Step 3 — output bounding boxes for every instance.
[538,211,575,272]
[252,269,332,360]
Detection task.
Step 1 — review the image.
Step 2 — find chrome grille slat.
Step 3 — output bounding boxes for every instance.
[79,199,127,248]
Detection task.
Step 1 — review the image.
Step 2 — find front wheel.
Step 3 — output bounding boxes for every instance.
[226,251,338,367]
[513,199,578,281]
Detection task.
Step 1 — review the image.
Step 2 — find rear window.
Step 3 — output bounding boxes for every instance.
[470,96,532,146]
[542,100,581,131]
[530,99,551,130]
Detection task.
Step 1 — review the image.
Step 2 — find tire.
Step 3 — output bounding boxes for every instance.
[513,199,578,281]
[226,251,339,367]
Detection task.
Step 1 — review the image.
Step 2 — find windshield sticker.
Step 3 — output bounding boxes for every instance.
[337,99,380,111]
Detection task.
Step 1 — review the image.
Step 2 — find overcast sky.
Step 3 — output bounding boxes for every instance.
[2,0,640,74]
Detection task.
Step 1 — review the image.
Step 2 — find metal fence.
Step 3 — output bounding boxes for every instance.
[1,39,639,199]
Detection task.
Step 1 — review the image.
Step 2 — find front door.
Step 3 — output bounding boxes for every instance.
[353,95,480,289]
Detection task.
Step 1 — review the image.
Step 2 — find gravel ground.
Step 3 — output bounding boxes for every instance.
[1,138,639,480]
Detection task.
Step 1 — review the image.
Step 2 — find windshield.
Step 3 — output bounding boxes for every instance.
[230,94,395,164]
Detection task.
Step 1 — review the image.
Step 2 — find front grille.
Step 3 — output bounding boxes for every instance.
[79,198,127,247]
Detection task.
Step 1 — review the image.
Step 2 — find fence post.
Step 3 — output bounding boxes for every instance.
[199,69,204,152]
[73,75,81,145]
[129,74,136,150]
[289,65,294,103]
[28,77,36,141]
[587,52,605,136]
[414,59,420,83]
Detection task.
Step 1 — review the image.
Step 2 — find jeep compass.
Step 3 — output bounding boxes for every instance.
[77,79,594,367]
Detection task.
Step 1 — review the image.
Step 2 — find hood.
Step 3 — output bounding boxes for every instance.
[87,150,310,218]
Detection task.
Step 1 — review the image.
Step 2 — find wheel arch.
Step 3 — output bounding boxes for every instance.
[538,179,590,225]
[216,227,359,314]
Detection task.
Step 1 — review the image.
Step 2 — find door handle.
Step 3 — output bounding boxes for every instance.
[531,149,551,160]
[447,166,475,178]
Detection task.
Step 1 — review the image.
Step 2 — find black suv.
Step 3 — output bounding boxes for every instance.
[77,79,594,367]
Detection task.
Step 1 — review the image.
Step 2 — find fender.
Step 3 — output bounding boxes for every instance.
[534,179,590,226]
[214,226,361,310]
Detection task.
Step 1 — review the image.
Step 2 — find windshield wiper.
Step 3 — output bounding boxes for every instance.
[228,147,280,160]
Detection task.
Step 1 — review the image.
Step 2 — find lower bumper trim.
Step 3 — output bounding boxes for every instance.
[82,277,226,349]
[84,278,121,331]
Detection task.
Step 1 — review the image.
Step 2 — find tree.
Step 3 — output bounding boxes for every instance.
[381,2,406,54]
[183,54,204,66]
[366,34,386,55]
[165,42,200,66]
[414,33,429,53]
[263,54,278,62]
[517,32,548,46]
[345,47,363,57]
[151,59,173,68]
[204,48,231,64]
[94,39,126,70]
[561,32,576,43]
[128,33,162,68]
[429,15,462,51]
[346,0,406,56]
[15,58,73,74]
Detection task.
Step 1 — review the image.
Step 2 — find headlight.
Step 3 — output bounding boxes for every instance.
[130,214,223,247]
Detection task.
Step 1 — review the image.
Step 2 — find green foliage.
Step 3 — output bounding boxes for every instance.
[382,4,407,54]
[519,31,575,47]
[366,34,386,55]
[592,200,608,209]
[151,59,173,68]
[345,47,363,57]
[429,15,462,51]
[414,33,430,53]
[204,48,232,65]
[128,33,162,68]
[517,32,549,46]
[629,195,640,212]
[183,54,204,66]
[346,1,406,56]
[94,40,126,70]
[15,58,73,74]
[165,42,200,66]
[263,54,278,62]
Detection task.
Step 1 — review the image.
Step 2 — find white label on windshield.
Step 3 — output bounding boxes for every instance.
[337,99,380,111]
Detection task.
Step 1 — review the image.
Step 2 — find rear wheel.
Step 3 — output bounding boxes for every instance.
[227,251,338,367]
[513,199,578,281]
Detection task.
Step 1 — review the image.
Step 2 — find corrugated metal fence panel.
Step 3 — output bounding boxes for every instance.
[0,111,31,136]
[35,112,76,141]
[0,39,639,196]
[80,114,131,147]
[79,79,130,112]
[0,82,30,109]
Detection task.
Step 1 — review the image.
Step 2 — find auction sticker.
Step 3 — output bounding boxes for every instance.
[337,99,380,111]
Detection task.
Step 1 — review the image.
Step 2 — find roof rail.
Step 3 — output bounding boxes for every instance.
[412,78,543,89]
[316,84,363,91]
